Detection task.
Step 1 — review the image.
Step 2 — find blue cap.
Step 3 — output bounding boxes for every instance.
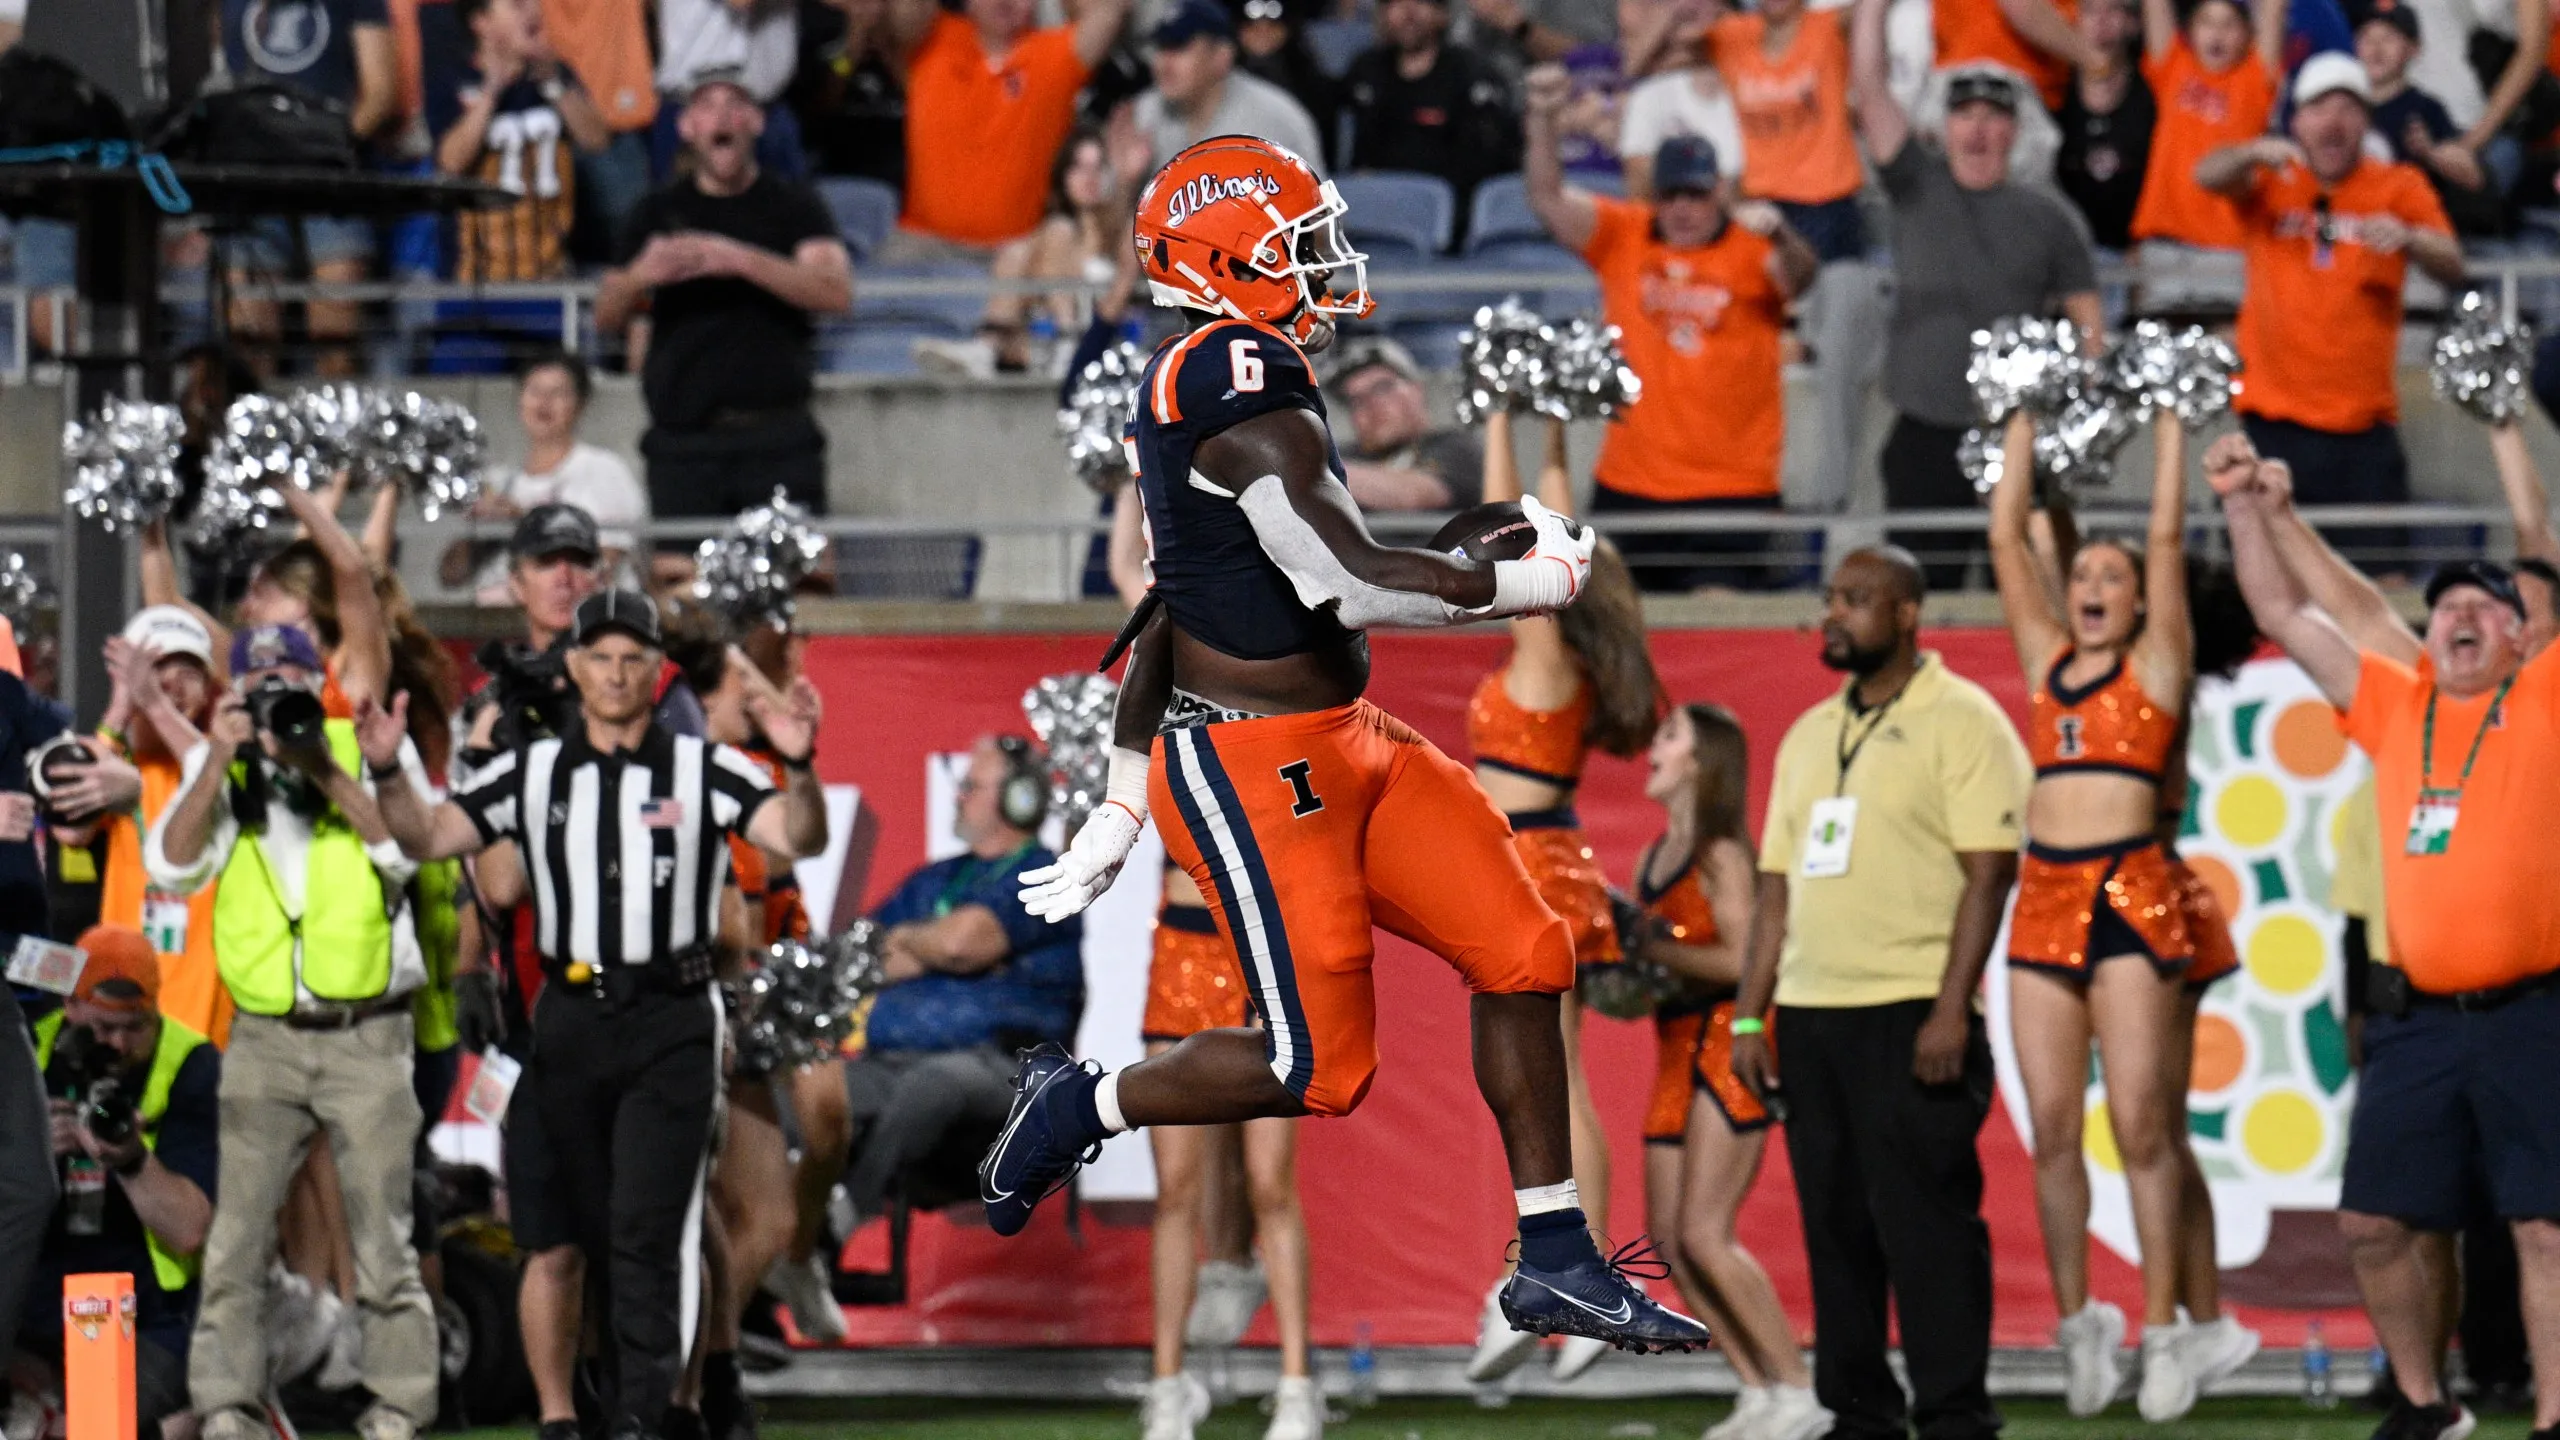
[230,624,326,677]
[1652,135,1722,196]
[1151,0,1236,47]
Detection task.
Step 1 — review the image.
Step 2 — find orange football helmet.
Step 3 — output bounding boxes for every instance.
[1131,135,1374,346]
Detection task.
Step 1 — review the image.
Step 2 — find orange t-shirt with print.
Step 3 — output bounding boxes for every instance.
[2341,647,2560,994]
[2131,40,2277,248]
[901,14,1092,245]
[546,0,660,132]
[1580,197,1789,502]
[1932,0,2079,111]
[2232,157,2451,432]
[1709,10,1862,205]
[98,752,231,1047]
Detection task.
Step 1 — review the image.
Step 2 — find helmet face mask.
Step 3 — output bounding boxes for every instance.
[1136,137,1375,346]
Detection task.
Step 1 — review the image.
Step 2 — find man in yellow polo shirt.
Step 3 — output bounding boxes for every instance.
[1730,545,2030,1440]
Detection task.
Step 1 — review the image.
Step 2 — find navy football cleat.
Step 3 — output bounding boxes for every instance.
[1499,1237,1714,1355]
[979,1043,1103,1237]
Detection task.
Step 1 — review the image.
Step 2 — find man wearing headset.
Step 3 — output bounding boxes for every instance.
[830,734,1085,1239]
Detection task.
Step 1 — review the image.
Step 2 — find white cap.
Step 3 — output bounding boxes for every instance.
[122,605,214,667]
[2293,51,2372,109]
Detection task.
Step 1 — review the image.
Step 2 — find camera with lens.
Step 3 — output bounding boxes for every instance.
[25,732,104,823]
[244,673,328,752]
[472,637,574,752]
[45,1024,139,1149]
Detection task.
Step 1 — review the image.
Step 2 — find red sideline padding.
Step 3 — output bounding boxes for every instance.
[702,627,2366,1350]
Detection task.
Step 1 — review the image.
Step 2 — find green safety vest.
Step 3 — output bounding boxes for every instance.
[410,858,461,1054]
[209,720,397,1016]
[34,1010,211,1294]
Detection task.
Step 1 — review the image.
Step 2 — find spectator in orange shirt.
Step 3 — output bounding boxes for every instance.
[2126,0,2283,317]
[882,0,1131,254]
[2210,437,2560,1440]
[1931,0,2095,111]
[2197,53,2462,556]
[1527,65,1818,590]
[541,0,659,252]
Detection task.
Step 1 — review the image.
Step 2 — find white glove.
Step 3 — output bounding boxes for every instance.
[1018,800,1144,921]
[1479,494,1597,617]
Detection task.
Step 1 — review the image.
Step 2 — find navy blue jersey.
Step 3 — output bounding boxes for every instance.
[1130,319,1356,661]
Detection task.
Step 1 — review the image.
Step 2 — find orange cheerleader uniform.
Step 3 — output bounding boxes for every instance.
[1467,668,1621,972]
[1142,900,1251,1043]
[732,747,814,946]
[1645,1007,1706,1143]
[1639,841,1773,1135]
[2010,652,2195,979]
[2168,855,2239,990]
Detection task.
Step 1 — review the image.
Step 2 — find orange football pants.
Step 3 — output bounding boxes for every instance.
[1152,699,1575,1117]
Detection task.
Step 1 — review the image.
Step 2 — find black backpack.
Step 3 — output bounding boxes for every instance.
[153,82,357,170]
[0,49,133,151]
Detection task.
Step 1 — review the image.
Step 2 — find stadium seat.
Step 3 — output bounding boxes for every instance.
[1465,173,1546,253]
[820,319,964,376]
[1389,318,1470,371]
[1304,16,1372,77]
[426,297,571,375]
[858,259,992,333]
[1336,171,1455,256]
[819,176,901,262]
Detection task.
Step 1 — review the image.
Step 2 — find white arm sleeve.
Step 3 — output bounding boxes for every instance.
[1235,475,1471,630]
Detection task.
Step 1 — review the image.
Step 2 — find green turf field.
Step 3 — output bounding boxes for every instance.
[458,1398,2538,1440]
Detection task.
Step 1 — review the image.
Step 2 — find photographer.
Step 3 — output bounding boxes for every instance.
[469,505,704,760]
[2,652,64,1364]
[143,624,438,1440]
[16,927,218,1440]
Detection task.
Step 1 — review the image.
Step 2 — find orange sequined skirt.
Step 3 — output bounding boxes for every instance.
[2010,838,2193,978]
[1142,906,1250,1042]
[1646,1008,1706,1142]
[2169,855,2239,989]
[1693,1001,1773,1132]
[1510,813,1622,969]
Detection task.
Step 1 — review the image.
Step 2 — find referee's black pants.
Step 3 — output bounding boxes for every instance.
[528,979,722,1430]
[1775,1000,1999,1440]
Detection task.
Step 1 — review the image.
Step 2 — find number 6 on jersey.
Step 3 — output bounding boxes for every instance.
[1230,338,1264,393]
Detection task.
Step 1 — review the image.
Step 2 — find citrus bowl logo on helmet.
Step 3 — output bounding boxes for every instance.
[1163,168,1285,229]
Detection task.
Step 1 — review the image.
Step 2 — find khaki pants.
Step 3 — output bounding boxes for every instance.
[189,1011,436,1423]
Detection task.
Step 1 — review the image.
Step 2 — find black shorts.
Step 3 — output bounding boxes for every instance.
[503,1065,574,1253]
[2340,982,2560,1231]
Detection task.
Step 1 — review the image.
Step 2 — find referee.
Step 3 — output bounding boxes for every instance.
[359,591,828,1440]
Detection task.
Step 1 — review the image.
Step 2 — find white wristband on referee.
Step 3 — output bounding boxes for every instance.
[1105,746,1152,822]
[1484,556,1579,617]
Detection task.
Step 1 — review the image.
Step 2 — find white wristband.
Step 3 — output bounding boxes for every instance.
[1105,746,1152,821]
[1485,556,1577,616]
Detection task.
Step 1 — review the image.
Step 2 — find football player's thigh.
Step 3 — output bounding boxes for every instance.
[1364,736,1572,997]
[1158,723,1381,1115]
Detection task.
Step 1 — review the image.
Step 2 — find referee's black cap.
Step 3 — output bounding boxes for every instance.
[573,589,663,648]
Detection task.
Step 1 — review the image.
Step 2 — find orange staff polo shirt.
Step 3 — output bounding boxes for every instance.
[901,14,1092,246]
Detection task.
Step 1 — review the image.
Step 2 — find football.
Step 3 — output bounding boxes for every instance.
[1426,501,1538,562]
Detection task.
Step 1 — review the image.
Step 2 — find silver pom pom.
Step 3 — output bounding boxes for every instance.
[727,921,889,1076]
[2103,320,2242,427]
[61,400,186,532]
[2431,290,2535,425]
[1968,316,2092,425]
[1455,298,1554,425]
[1022,672,1119,832]
[347,389,486,520]
[0,553,42,632]
[1537,317,1642,421]
[1960,426,2007,496]
[693,488,828,629]
[1059,342,1147,495]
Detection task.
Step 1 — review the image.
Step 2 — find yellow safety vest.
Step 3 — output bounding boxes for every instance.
[209,720,397,1015]
[34,1010,211,1294]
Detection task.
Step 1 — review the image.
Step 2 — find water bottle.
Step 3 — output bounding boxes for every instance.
[63,1155,106,1236]
[1347,1321,1377,1407]
[2303,1318,2336,1409]
[1028,313,1060,373]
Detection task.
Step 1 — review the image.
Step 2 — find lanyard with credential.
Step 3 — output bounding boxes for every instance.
[1832,683,1908,797]
[2418,677,2513,798]
[932,839,1037,917]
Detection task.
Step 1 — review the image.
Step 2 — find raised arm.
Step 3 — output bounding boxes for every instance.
[2248,452,2420,660]
[1848,0,1909,166]
[2252,0,2288,73]
[2140,0,2175,62]
[361,482,400,572]
[1992,0,2096,69]
[884,0,943,65]
[354,693,488,860]
[1071,0,1134,71]
[270,478,390,706]
[1989,413,2072,689]
[1502,417,1583,700]
[2205,437,2365,708]
[139,519,232,664]
[1522,66,1601,254]
[2195,135,2301,198]
[1199,408,1593,624]
[2131,411,2195,702]
[740,677,830,859]
[2464,0,2548,150]
[2493,420,2559,565]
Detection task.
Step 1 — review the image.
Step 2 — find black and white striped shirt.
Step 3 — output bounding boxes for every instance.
[454,724,776,969]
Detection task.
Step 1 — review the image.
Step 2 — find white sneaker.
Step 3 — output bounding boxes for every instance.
[1551,1334,1611,1382]
[912,336,997,380]
[1185,1259,1269,1350]
[766,1253,851,1345]
[1140,1373,1210,1440]
[314,1297,364,1391]
[2136,1324,2197,1423]
[2056,1300,2126,1418]
[1463,1279,1540,1383]
[1702,1386,1769,1440]
[351,1406,416,1440]
[1754,1384,1836,1440]
[1262,1377,1324,1440]
[2178,1313,2262,1394]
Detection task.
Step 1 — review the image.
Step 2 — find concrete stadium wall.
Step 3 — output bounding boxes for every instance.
[3,363,2551,600]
